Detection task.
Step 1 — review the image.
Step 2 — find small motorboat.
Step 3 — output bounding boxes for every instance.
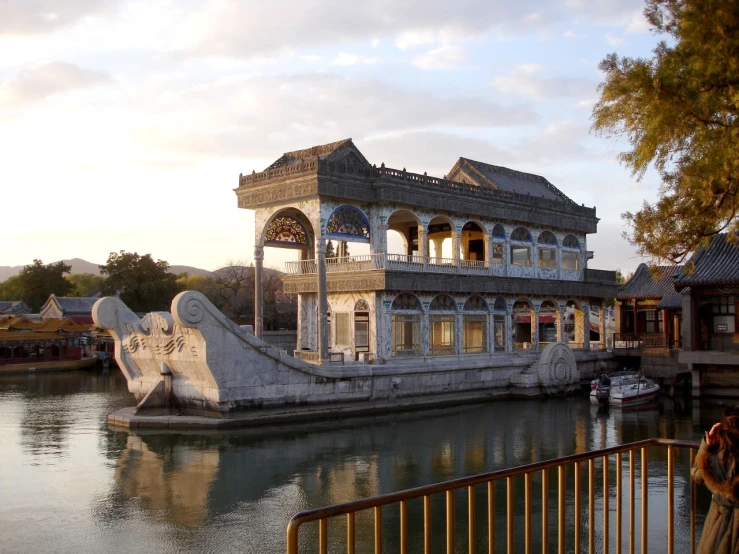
[589,371,660,407]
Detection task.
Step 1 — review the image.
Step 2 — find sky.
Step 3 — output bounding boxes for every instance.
[1,0,666,275]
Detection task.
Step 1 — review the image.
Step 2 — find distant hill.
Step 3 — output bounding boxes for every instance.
[0,258,214,282]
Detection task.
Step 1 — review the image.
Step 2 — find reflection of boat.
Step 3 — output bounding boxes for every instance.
[589,371,660,407]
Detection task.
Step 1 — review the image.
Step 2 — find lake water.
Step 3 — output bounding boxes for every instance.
[0,369,722,553]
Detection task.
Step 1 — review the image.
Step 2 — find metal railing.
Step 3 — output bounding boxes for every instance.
[287,438,699,554]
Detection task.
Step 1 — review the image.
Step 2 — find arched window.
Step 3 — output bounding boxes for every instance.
[563,234,580,248]
[265,216,310,246]
[538,231,557,245]
[326,206,370,242]
[354,299,370,357]
[538,231,557,269]
[562,235,581,270]
[429,295,456,356]
[391,294,421,357]
[510,227,532,266]
[463,296,487,354]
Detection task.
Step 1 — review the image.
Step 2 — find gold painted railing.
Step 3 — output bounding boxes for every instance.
[287,438,700,554]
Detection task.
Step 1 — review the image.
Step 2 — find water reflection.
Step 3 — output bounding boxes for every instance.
[0,371,727,553]
[100,398,704,553]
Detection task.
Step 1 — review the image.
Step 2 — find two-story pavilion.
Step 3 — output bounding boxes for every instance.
[235,139,618,363]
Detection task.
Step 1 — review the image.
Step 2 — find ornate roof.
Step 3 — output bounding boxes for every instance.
[674,233,739,289]
[446,158,574,204]
[617,263,684,300]
[266,138,370,170]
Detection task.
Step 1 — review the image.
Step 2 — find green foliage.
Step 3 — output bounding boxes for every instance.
[99,251,182,312]
[326,240,335,258]
[66,273,103,297]
[0,260,74,311]
[0,275,23,302]
[592,0,739,263]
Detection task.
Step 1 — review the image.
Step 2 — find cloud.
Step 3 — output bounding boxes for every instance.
[362,130,510,176]
[331,53,378,66]
[169,0,622,60]
[411,44,468,70]
[564,0,645,26]
[0,0,124,34]
[491,64,597,101]
[0,61,111,106]
[120,72,540,165]
[512,120,593,164]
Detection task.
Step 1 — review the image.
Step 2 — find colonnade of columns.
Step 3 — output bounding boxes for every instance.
[256,241,599,362]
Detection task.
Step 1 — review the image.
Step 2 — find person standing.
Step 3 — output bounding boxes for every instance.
[692,406,739,553]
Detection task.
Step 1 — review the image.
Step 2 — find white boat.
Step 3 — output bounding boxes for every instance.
[589,371,660,407]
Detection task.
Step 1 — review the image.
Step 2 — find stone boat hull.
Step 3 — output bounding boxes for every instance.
[94,292,607,422]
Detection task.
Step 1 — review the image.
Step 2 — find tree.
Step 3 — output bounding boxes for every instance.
[99,251,182,312]
[0,260,75,311]
[66,273,103,297]
[326,240,335,258]
[591,0,739,264]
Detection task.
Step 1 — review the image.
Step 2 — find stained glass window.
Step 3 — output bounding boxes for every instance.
[464,296,488,311]
[493,297,507,312]
[511,227,532,242]
[429,295,456,311]
[538,231,557,245]
[354,299,370,311]
[265,216,309,245]
[326,206,370,241]
[392,293,421,311]
[563,235,580,248]
[492,224,506,239]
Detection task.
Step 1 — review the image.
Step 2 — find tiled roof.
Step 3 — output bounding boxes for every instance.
[674,233,739,288]
[617,263,684,299]
[656,295,683,310]
[266,138,370,170]
[448,158,574,203]
[52,296,99,314]
[0,300,31,314]
[0,316,92,334]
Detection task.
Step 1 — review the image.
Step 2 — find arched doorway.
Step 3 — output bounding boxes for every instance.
[512,298,534,350]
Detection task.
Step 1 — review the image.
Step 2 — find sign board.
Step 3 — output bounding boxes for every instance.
[717,324,728,332]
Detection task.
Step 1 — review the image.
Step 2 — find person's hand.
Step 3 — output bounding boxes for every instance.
[706,422,722,445]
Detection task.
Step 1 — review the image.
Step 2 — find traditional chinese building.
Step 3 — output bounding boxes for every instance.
[674,233,739,396]
[235,139,619,364]
[615,263,684,348]
[40,295,99,325]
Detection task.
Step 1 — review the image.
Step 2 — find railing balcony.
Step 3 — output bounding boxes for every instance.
[287,438,699,554]
[284,253,498,276]
[613,333,681,349]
